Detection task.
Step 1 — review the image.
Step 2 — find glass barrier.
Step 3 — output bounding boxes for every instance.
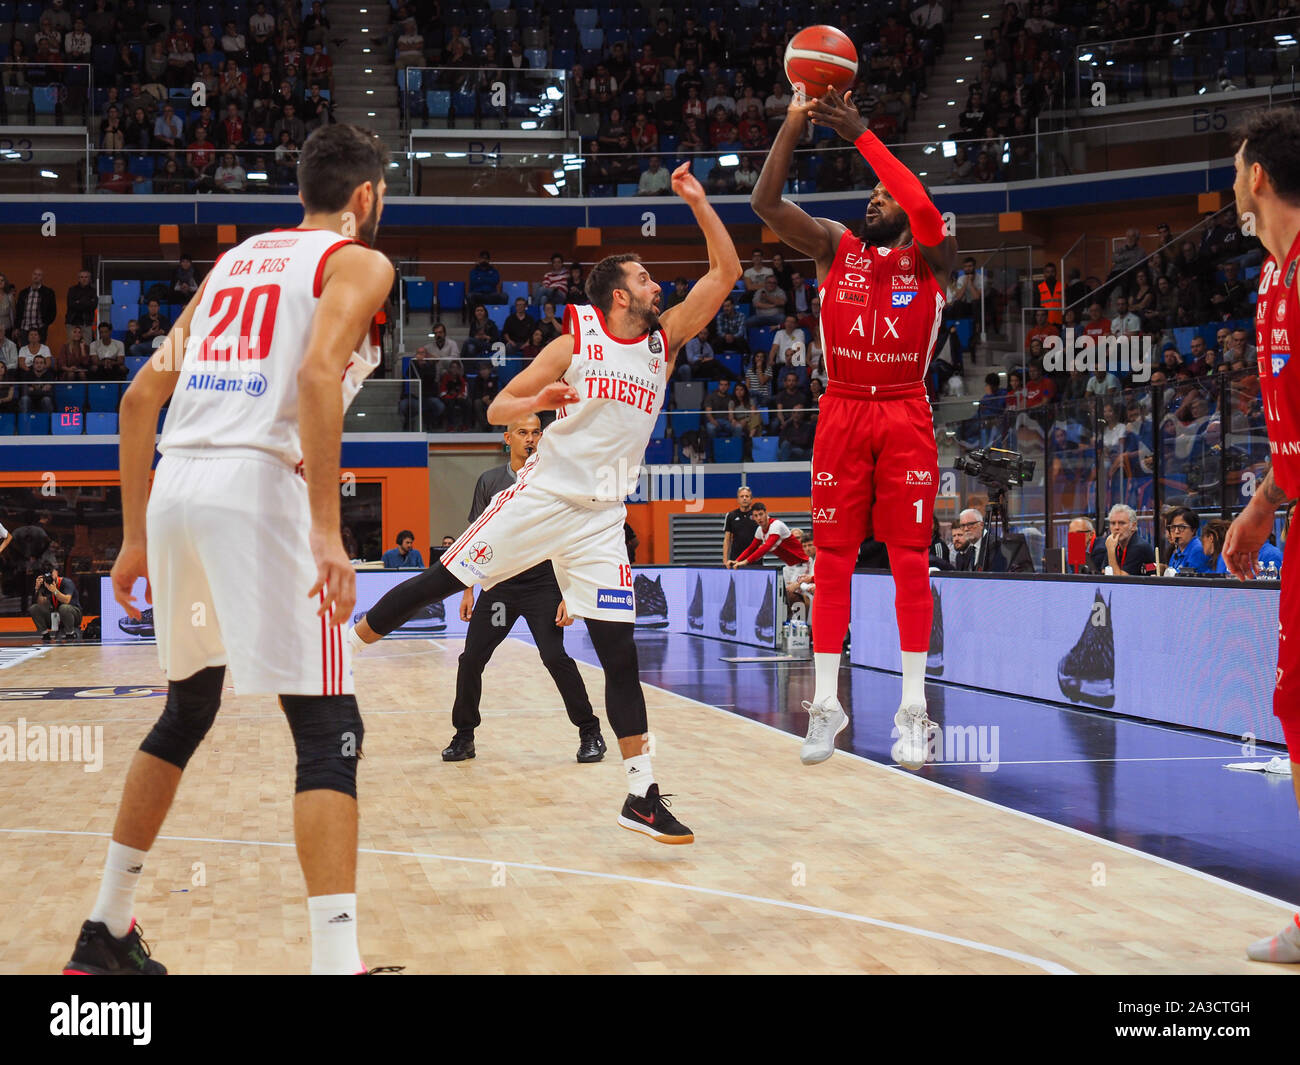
[400,66,569,133]
[1072,16,1300,109]
[0,62,93,126]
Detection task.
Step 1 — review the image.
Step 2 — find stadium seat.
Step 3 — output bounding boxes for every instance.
[673,380,705,410]
[643,438,673,464]
[54,384,86,410]
[125,356,147,379]
[617,183,639,196]
[0,412,14,435]
[712,436,743,462]
[425,90,452,120]
[747,327,775,353]
[110,305,135,332]
[51,411,83,435]
[87,384,120,412]
[670,410,700,434]
[717,351,743,376]
[405,280,434,313]
[112,280,142,305]
[579,27,604,50]
[18,413,50,435]
[486,304,511,329]
[524,48,548,69]
[437,281,465,314]
[651,411,668,438]
[1173,326,1196,352]
[751,436,779,462]
[573,8,598,29]
[502,280,530,304]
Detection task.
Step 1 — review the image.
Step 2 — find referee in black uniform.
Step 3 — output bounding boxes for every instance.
[442,414,608,763]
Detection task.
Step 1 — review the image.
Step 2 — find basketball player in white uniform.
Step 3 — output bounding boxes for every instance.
[350,163,741,843]
[64,125,394,975]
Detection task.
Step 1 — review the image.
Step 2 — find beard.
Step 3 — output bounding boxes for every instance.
[629,292,661,333]
[861,212,907,245]
[358,199,381,245]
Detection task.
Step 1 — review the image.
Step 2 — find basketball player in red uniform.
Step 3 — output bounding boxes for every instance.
[1222,108,1300,963]
[728,502,810,568]
[753,88,956,770]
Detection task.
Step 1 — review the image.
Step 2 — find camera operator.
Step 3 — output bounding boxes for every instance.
[30,565,81,642]
[1091,503,1155,576]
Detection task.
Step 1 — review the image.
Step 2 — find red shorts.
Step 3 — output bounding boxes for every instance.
[1274,531,1300,755]
[811,382,938,550]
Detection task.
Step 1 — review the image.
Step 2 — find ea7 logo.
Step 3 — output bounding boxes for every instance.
[891,292,916,307]
[844,252,872,269]
[905,469,933,485]
[812,507,837,521]
[837,289,867,304]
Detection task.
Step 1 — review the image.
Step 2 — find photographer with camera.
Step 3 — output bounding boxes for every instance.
[30,565,81,642]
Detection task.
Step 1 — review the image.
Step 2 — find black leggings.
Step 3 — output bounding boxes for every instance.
[366,562,466,636]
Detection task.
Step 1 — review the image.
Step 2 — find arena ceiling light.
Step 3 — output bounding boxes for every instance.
[1276,33,1296,43]
[1079,52,1094,61]
[40,169,57,178]
[718,153,739,166]
[942,141,956,157]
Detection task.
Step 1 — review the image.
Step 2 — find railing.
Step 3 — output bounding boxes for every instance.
[1072,16,1300,109]
[399,65,569,134]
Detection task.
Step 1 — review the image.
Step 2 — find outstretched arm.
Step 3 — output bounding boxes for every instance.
[659,163,742,353]
[808,88,957,279]
[750,96,844,280]
[486,334,579,426]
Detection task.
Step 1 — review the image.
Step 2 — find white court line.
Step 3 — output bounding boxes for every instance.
[0,826,1073,975]
[618,670,1300,913]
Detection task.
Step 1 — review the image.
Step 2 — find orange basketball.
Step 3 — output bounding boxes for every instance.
[783,25,859,100]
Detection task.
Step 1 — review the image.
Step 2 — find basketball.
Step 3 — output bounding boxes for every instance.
[783,25,859,100]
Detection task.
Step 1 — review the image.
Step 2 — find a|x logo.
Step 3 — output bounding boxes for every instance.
[883,316,900,339]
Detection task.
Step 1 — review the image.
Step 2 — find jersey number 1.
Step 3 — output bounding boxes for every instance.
[197,284,281,360]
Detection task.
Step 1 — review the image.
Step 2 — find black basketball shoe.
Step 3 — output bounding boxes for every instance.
[63,919,167,975]
[926,583,944,676]
[755,578,775,643]
[397,599,447,633]
[118,608,154,638]
[687,575,704,632]
[441,732,476,761]
[1057,589,1116,708]
[719,577,737,637]
[618,784,694,844]
[634,574,669,628]
[576,726,607,763]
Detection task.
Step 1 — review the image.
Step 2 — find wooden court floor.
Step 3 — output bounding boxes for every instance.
[0,637,1296,975]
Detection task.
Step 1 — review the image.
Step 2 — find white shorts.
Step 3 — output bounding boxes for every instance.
[441,479,634,622]
[147,453,352,695]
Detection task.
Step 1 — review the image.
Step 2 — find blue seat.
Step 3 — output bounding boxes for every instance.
[747,327,775,352]
[438,281,465,313]
[401,68,422,92]
[525,48,548,68]
[651,411,668,438]
[712,436,742,462]
[54,383,86,410]
[944,317,974,351]
[617,182,639,196]
[551,46,574,68]
[112,280,142,304]
[573,8,598,29]
[426,90,451,118]
[502,280,530,304]
[579,27,604,50]
[87,383,120,412]
[110,305,136,332]
[18,412,50,435]
[486,304,510,329]
[671,410,700,433]
[125,355,149,378]
[717,351,742,376]
[1172,326,1196,352]
[643,437,673,464]
[32,85,58,116]
[751,435,779,462]
[0,412,14,434]
[86,412,119,434]
[452,90,478,119]
[497,357,521,387]
[405,279,434,312]
[52,411,83,435]
[693,156,715,182]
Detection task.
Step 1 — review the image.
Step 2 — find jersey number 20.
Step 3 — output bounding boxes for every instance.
[197,284,281,360]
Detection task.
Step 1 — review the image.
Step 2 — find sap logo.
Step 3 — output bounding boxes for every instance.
[1273,352,1290,375]
[837,289,867,304]
[844,252,873,270]
[596,589,634,610]
[891,275,916,288]
[812,507,837,522]
[1275,328,1289,347]
[905,469,933,486]
[890,292,916,307]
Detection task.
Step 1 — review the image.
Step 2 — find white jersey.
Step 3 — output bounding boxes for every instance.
[159,227,381,470]
[757,518,791,544]
[520,303,670,508]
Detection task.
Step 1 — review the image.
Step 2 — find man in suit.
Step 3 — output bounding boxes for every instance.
[16,269,57,344]
[953,507,1034,573]
[1088,503,1156,576]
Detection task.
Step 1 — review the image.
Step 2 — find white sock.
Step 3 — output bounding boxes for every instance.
[813,652,841,706]
[88,840,148,938]
[308,893,364,975]
[900,651,927,707]
[624,754,654,798]
[346,625,367,656]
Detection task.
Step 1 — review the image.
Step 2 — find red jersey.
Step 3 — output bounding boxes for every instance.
[1257,228,1300,497]
[736,518,809,566]
[818,228,946,388]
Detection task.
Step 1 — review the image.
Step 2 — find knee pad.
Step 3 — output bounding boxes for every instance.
[139,666,225,770]
[281,694,364,798]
